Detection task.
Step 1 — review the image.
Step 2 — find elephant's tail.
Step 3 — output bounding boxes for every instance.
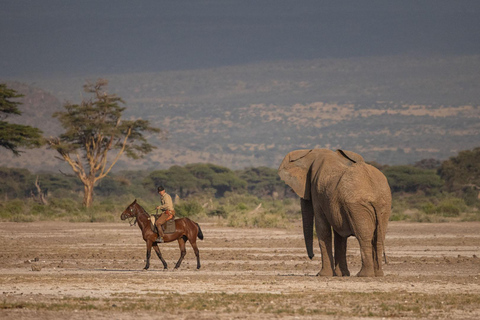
[373,203,389,265]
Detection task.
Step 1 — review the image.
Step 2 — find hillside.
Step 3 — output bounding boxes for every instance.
[2,55,480,172]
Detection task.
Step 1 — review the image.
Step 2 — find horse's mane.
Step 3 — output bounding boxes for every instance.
[132,201,150,217]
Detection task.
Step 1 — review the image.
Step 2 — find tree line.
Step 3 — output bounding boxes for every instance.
[0,164,286,202]
[1,147,480,207]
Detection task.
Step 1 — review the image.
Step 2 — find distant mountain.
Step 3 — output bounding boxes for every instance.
[2,55,480,172]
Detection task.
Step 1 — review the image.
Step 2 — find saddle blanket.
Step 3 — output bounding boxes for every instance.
[163,219,176,234]
[150,215,176,234]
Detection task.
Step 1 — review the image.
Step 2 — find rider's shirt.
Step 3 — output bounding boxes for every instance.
[159,193,174,212]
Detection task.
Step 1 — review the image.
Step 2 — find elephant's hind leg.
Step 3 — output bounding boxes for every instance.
[334,231,350,276]
[373,230,386,277]
[356,239,376,277]
[346,204,377,277]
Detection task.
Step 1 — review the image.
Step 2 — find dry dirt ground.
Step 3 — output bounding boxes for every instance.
[1,221,479,319]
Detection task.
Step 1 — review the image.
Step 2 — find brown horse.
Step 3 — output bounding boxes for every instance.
[120,199,203,270]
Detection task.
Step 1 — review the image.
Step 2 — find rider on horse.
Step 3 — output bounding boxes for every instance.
[155,186,176,243]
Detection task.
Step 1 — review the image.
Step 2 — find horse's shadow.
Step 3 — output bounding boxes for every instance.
[90,268,143,272]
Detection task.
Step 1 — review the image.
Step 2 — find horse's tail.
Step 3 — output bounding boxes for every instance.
[196,223,204,240]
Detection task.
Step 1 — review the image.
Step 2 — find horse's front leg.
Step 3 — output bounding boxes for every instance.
[174,238,187,269]
[144,241,153,270]
[153,244,168,270]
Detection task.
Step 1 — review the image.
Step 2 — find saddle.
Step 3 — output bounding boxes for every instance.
[150,215,176,234]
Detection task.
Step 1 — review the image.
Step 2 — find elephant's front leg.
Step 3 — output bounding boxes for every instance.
[334,231,350,276]
[315,216,335,276]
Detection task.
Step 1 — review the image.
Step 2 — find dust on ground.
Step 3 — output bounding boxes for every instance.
[1,221,479,319]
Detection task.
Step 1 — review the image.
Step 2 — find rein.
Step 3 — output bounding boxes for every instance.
[128,205,157,227]
[127,216,137,227]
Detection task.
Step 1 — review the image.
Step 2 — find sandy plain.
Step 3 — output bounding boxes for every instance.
[0,221,479,319]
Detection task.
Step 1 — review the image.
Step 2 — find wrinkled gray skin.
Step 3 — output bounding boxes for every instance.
[278,149,391,277]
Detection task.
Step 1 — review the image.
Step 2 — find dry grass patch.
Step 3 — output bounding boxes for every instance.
[2,291,479,318]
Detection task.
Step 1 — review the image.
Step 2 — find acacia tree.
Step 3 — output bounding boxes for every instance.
[48,79,161,207]
[439,147,480,199]
[0,83,44,155]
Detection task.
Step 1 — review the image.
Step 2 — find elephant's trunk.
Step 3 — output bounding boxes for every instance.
[301,198,315,259]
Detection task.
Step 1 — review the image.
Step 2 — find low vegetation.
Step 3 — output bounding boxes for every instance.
[1,147,479,225]
[1,291,479,318]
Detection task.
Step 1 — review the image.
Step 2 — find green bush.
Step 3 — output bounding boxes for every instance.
[421,198,466,217]
[253,212,287,228]
[437,199,466,217]
[3,199,25,215]
[237,203,248,211]
[389,213,409,221]
[175,200,204,218]
[30,204,47,215]
[462,188,480,207]
[421,202,437,215]
[49,197,81,212]
[207,207,228,218]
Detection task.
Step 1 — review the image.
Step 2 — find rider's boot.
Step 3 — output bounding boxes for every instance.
[155,227,164,243]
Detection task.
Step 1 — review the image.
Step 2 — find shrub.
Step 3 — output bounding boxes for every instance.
[175,200,204,218]
[421,198,466,217]
[237,203,248,211]
[389,213,409,221]
[421,202,437,215]
[207,207,228,218]
[49,198,81,212]
[4,199,25,215]
[436,199,466,217]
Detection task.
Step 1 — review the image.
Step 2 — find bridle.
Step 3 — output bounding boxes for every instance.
[125,204,156,227]
[125,205,138,227]
[127,215,137,227]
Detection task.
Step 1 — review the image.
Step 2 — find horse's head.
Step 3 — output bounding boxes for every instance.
[121,199,139,220]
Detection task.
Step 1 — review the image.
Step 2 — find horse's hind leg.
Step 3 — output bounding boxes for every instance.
[174,238,187,269]
[153,244,168,270]
[190,240,201,269]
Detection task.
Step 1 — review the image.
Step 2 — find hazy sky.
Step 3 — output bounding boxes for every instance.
[2,0,480,78]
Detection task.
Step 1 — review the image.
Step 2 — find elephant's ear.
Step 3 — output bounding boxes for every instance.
[336,149,365,164]
[278,150,314,200]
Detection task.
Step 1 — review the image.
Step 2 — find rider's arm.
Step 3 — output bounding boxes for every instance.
[158,194,174,211]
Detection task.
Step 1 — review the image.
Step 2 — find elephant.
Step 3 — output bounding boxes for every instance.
[278,149,391,277]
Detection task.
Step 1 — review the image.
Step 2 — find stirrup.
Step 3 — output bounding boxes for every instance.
[155,236,164,243]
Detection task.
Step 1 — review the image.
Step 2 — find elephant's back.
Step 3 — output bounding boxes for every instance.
[339,163,391,205]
